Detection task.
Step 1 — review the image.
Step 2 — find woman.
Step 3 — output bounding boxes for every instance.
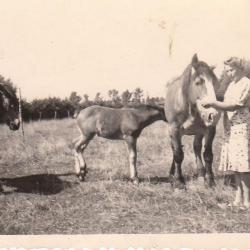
[200,57,250,209]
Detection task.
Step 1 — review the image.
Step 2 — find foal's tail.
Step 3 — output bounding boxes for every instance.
[73,108,81,119]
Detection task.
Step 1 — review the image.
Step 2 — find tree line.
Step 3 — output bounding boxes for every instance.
[20,87,164,121]
[0,75,164,121]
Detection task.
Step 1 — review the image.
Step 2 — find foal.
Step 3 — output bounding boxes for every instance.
[73,104,166,183]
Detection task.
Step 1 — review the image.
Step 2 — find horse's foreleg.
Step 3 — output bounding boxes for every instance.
[193,134,205,181]
[125,136,139,184]
[170,127,185,188]
[203,127,216,187]
[74,135,91,181]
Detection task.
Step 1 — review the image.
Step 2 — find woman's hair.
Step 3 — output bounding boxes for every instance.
[224,57,250,78]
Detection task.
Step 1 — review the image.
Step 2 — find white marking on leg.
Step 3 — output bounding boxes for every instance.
[129,150,136,179]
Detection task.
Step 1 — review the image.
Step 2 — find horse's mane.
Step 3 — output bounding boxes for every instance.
[0,82,18,102]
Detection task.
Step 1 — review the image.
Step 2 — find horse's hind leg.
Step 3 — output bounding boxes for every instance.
[193,134,205,182]
[203,127,216,187]
[124,136,139,184]
[74,134,93,181]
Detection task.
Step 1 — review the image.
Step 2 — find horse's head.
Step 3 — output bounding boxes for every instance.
[0,83,20,130]
[188,54,221,127]
[135,104,166,122]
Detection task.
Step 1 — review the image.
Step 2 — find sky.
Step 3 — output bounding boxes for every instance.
[0,0,249,101]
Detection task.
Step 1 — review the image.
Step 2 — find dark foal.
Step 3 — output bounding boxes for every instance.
[165,54,221,188]
[73,104,166,183]
[0,83,20,191]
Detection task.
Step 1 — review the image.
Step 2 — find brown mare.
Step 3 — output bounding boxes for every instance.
[165,54,222,188]
[0,83,20,130]
[73,104,166,183]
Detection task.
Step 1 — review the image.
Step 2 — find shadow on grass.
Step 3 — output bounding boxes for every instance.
[0,173,78,195]
[140,176,170,184]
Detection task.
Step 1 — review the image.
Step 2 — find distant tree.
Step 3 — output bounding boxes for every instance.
[93,92,104,105]
[132,87,144,104]
[31,99,46,120]
[81,94,92,107]
[69,91,82,109]
[20,99,33,122]
[121,90,132,106]
[108,89,121,106]
[62,98,75,118]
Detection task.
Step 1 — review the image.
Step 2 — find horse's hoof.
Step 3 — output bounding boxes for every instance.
[169,175,176,186]
[172,179,186,190]
[132,177,140,185]
[176,182,186,190]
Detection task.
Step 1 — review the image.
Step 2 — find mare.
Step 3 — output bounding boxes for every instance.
[164,54,222,188]
[0,83,20,130]
[73,104,166,183]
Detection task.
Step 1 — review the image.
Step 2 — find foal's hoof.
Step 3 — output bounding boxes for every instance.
[132,177,140,185]
[77,170,87,182]
[78,174,85,182]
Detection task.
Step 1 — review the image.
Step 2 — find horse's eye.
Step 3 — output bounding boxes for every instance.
[195,77,205,85]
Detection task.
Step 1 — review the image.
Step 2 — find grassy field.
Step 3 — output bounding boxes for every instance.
[0,118,249,234]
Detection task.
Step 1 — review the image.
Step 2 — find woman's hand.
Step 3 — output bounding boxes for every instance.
[198,98,216,108]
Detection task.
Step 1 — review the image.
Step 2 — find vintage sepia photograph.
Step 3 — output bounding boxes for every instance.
[0,0,250,248]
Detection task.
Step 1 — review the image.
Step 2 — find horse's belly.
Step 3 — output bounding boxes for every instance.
[96,124,123,139]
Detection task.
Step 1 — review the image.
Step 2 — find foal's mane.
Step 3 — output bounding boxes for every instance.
[124,103,164,112]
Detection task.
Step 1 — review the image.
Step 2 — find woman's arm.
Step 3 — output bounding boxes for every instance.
[209,100,242,111]
[199,99,242,111]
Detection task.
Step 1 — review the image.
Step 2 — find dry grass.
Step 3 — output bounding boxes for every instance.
[0,118,249,234]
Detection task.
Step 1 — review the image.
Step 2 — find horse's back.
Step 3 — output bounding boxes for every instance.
[76,105,128,138]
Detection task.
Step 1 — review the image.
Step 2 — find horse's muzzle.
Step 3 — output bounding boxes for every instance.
[196,102,221,127]
[203,108,221,127]
[8,119,20,131]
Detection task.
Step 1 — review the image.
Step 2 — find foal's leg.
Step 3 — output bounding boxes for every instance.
[74,134,93,181]
[193,134,205,182]
[124,136,139,184]
[169,158,176,184]
[169,126,185,188]
[203,127,216,187]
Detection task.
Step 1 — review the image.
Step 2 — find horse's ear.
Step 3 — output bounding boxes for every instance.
[191,53,198,67]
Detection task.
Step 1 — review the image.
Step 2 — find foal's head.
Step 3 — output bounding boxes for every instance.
[0,83,20,130]
[138,104,166,122]
[188,54,220,126]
